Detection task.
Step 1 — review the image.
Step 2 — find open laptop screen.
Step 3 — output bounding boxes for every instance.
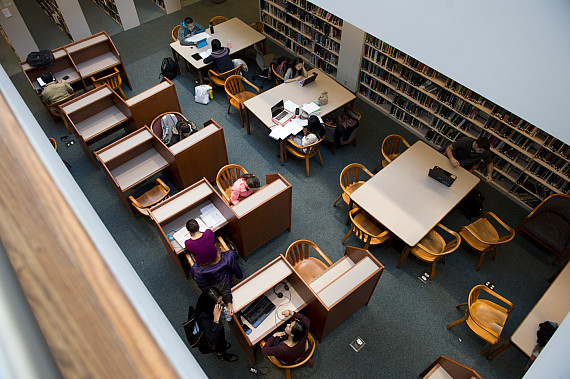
[271,100,285,118]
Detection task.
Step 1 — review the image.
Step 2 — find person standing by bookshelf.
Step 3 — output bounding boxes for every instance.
[445,136,494,182]
[283,58,307,83]
[177,17,204,46]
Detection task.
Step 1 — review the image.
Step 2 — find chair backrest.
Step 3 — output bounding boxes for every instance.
[271,64,284,84]
[48,93,75,117]
[128,178,170,216]
[224,75,246,96]
[210,16,228,25]
[340,163,372,194]
[266,333,316,370]
[255,45,266,71]
[92,67,122,90]
[216,164,248,203]
[424,223,461,256]
[249,21,264,33]
[304,137,324,157]
[209,65,242,87]
[381,134,410,162]
[172,25,180,42]
[285,240,332,267]
[150,112,187,138]
[532,194,570,222]
[348,207,389,245]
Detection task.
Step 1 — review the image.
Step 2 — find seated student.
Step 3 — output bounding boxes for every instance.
[261,309,310,365]
[203,39,233,73]
[190,242,243,295]
[195,285,238,362]
[445,136,494,182]
[230,174,260,205]
[283,58,307,83]
[185,219,218,265]
[289,115,325,152]
[177,17,205,46]
[39,71,73,105]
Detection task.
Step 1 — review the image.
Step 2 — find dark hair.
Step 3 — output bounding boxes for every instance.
[186,219,199,233]
[211,39,222,52]
[288,58,304,77]
[184,17,193,26]
[242,174,260,189]
[40,71,53,84]
[290,320,306,342]
[307,115,324,138]
[475,137,490,151]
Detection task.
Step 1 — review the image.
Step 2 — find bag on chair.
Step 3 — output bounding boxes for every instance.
[161,113,178,146]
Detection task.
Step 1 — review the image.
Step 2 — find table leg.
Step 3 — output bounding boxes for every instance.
[486,340,512,360]
[246,109,251,135]
[279,140,284,166]
[345,199,353,225]
[171,47,181,75]
[197,70,204,85]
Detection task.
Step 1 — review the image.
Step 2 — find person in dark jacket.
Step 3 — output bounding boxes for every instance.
[261,309,310,365]
[203,39,233,73]
[195,284,238,362]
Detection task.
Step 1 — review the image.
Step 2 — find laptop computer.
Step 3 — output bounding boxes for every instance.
[299,72,318,87]
[271,100,295,125]
[37,72,55,88]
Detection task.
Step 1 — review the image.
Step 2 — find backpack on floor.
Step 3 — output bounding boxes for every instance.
[460,189,484,220]
[160,57,177,80]
[26,50,55,67]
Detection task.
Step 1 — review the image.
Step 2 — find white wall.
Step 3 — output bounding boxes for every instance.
[116,0,140,31]
[336,21,365,91]
[56,0,91,40]
[311,0,570,144]
[0,0,38,59]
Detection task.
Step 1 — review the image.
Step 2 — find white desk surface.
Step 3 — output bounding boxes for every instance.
[170,18,264,70]
[96,128,153,163]
[232,179,288,217]
[65,34,108,53]
[76,52,120,78]
[110,148,168,191]
[76,106,128,141]
[151,181,214,224]
[244,68,355,128]
[351,141,479,246]
[511,262,570,356]
[61,86,113,114]
[309,255,355,293]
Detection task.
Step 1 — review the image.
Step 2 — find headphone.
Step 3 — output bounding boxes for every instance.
[273,282,289,298]
[167,229,177,242]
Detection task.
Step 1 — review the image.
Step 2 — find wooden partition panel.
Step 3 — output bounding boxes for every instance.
[126,79,181,129]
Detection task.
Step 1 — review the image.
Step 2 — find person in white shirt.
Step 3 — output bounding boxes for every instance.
[289,115,324,152]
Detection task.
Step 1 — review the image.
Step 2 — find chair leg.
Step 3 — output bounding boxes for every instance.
[431,261,437,280]
[455,302,468,309]
[117,86,127,99]
[492,246,498,260]
[446,314,468,329]
[481,342,497,356]
[476,251,487,271]
[333,193,342,207]
[62,159,72,168]
[373,161,382,173]
[227,103,231,114]
[397,246,410,269]
[352,137,357,147]
[239,108,244,127]
[341,229,352,245]
[331,142,336,155]
[309,358,314,368]
[61,116,71,135]
[286,368,291,379]
[317,151,323,167]
[363,236,371,250]
[305,157,310,177]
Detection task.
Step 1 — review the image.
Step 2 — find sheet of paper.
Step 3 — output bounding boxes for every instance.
[199,49,212,59]
[269,125,293,140]
[172,227,190,249]
[201,207,226,229]
[302,102,320,114]
[282,120,304,136]
[284,100,299,113]
[184,31,211,43]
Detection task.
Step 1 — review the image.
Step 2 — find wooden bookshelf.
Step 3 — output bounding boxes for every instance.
[34,0,72,40]
[357,33,569,210]
[260,0,342,77]
[148,0,166,12]
[91,0,122,28]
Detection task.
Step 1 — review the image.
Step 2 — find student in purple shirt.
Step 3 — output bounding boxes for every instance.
[184,219,218,265]
[261,309,310,365]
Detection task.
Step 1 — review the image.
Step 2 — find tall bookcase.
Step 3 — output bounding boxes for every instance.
[92,0,122,28]
[260,0,343,77]
[35,0,72,40]
[149,0,166,12]
[357,34,569,210]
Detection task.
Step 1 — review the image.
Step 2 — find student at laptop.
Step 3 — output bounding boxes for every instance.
[39,71,72,105]
[203,39,233,73]
[195,285,238,362]
[283,58,307,83]
[261,309,310,364]
[444,136,494,182]
[289,115,325,152]
[230,174,260,205]
[177,17,204,46]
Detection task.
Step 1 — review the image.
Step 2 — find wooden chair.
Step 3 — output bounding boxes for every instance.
[208,64,242,89]
[48,138,72,168]
[249,21,264,33]
[128,178,170,216]
[373,134,410,172]
[397,223,461,280]
[516,194,570,265]
[284,240,333,283]
[209,16,228,26]
[446,285,513,355]
[216,164,248,205]
[271,64,285,85]
[285,136,325,178]
[323,107,361,155]
[46,93,74,133]
[333,163,373,207]
[459,212,515,271]
[171,25,180,42]
[224,74,259,129]
[260,333,316,379]
[150,112,187,139]
[342,207,392,250]
[91,67,126,99]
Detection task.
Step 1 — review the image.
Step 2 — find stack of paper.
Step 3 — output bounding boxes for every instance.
[171,203,227,248]
[302,102,320,115]
[184,32,211,43]
[268,119,305,140]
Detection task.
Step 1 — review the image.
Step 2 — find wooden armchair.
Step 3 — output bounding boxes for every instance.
[459,212,515,271]
[516,194,570,264]
[333,163,373,207]
[260,333,316,379]
[285,240,333,283]
[208,64,242,89]
[323,107,361,155]
[397,223,461,280]
[374,134,410,172]
[91,67,126,99]
[150,111,187,140]
[285,136,325,177]
[46,93,75,133]
[446,285,513,355]
[342,207,392,250]
[128,178,170,216]
[224,74,259,130]
[216,164,248,205]
[209,16,228,25]
[171,25,180,42]
[271,64,285,85]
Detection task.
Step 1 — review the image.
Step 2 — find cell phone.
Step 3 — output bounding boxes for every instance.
[191,53,202,61]
[62,75,69,80]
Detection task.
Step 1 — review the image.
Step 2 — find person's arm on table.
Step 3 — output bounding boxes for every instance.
[445,144,460,167]
[486,162,494,182]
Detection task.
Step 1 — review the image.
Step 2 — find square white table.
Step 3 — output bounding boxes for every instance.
[350,141,480,246]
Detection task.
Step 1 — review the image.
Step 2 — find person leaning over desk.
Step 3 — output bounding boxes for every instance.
[230,174,260,205]
[289,115,325,153]
[445,136,494,182]
[261,310,310,365]
[39,71,73,105]
[177,17,204,46]
[185,219,218,265]
[283,58,307,83]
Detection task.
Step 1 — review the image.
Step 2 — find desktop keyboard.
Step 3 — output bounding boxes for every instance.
[242,295,276,328]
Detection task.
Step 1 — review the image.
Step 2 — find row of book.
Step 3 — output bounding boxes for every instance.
[510,187,543,208]
[543,136,570,157]
[424,129,450,147]
[312,31,341,52]
[434,103,471,126]
[534,148,570,175]
[310,55,337,74]
[313,45,338,65]
[361,60,393,82]
[516,174,556,200]
[93,0,121,23]
[393,94,425,117]
[285,28,312,48]
[527,161,568,187]
[358,85,389,106]
[437,90,479,119]
[484,120,536,153]
[397,82,434,108]
[150,0,165,10]
[36,0,74,38]
[360,73,392,96]
[444,79,485,105]
[287,0,343,26]
[404,56,435,77]
[431,119,462,141]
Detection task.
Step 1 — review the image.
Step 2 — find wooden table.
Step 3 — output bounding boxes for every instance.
[350,141,479,246]
[170,18,265,84]
[487,262,570,359]
[244,68,356,165]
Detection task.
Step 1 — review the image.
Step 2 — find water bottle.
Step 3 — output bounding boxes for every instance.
[209,22,214,34]
[221,306,232,322]
[227,39,232,48]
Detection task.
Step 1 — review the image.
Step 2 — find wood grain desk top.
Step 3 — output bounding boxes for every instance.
[75,52,120,78]
[96,128,153,163]
[510,262,570,356]
[244,68,355,128]
[61,85,113,114]
[351,141,479,246]
[170,18,265,70]
[76,106,129,141]
[231,178,288,217]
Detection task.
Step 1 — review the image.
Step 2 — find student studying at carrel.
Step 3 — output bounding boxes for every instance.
[444,136,494,182]
[184,219,218,265]
[203,39,233,73]
[230,173,260,205]
[177,17,205,46]
[39,71,73,105]
[261,309,310,364]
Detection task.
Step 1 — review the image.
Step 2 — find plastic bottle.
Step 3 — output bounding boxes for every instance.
[221,306,232,322]
[227,39,232,48]
[209,22,214,34]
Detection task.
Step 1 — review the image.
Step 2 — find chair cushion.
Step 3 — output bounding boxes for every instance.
[229,91,256,109]
[466,299,509,344]
[460,218,499,252]
[294,258,328,283]
[411,230,445,262]
[522,212,570,253]
[341,181,365,204]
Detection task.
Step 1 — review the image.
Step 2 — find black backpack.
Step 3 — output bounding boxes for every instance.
[460,189,484,220]
[182,306,205,348]
[26,50,55,67]
[160,57,177,80]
